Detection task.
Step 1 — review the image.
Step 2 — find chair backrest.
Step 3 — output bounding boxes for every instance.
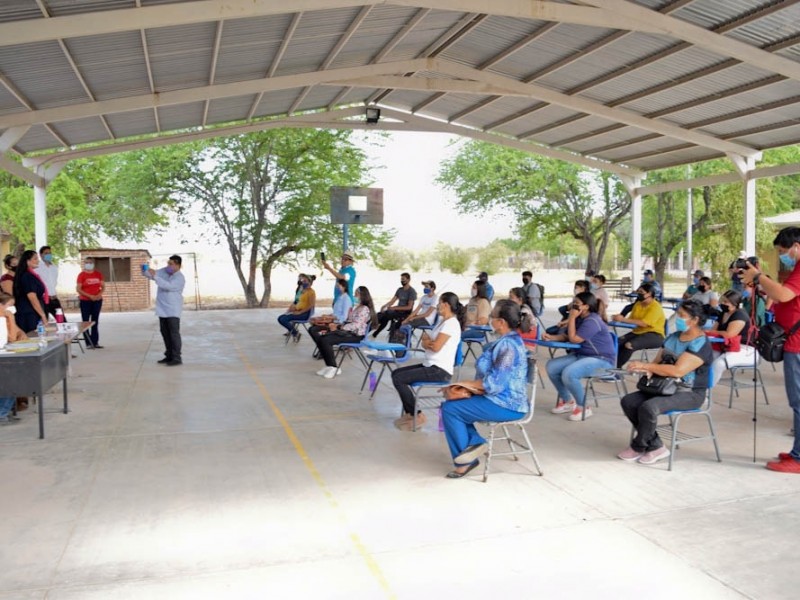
[609,330,618,355]
[518,353,538,423]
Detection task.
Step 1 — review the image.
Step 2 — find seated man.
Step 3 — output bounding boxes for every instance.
[372,272,417,338]
[682,269,705,300]
[639,269,662,301]
[612,282,666,367]
[477,271,494,301]
[401,280,438,328]
[521,270,542,316]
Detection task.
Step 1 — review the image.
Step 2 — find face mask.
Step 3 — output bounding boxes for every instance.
[693,277,699,285]
[43,254,53,263]
[301,282,309,289]
[779,248,796,270]
[636,293,646,302]
[8,265,15,272]
[643,276,652,282]
[84,263,94,271]
[401,280,408,286]
[573,289,580,295]
[522,277,530,284]
[165,266,175,275]
[590,283,598,291]
[5,305,16,315]
[720,304,730,314]
[697,285,707,292]
[742,290,751,299]
[675,317,689,332]
[471,288,477,296]
[423,287,431,295]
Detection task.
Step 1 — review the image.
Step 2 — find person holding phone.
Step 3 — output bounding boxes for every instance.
[321,252,356,304]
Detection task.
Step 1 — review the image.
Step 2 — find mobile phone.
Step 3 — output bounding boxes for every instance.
[320,251,326,261]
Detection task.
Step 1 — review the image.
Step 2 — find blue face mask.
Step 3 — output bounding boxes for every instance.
[742,289,751,299]
[43,253,53,263]
[779,250,796,270]
[675,317,688,332]
[423,287,431,295]
[693,277,699,285]
[590,283,598,291]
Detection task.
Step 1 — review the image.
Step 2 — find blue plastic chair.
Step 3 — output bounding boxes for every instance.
[412,312,439,349]
[462,324,491,362]
[284,308,315,345]
[359,326,414,400]
[579,331,627,420]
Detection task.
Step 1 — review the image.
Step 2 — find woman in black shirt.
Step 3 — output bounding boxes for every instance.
[12,250,48,333]
[709,290,756,386]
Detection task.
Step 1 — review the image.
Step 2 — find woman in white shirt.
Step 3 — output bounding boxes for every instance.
[391,292,465,430]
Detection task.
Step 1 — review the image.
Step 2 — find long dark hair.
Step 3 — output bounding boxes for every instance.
[721,289,742,308]
[678,298,707,328]
[575,291,599,313]
[439,291,466,330]
[510,287,533,312]
[12,250,38,301]
[356,286,378,329]
[473,281,488,300]
[493,299,521,330]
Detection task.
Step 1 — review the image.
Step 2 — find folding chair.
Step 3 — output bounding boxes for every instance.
[724,361,769,408]
[462,324,491,362]
[359,326,414,400]
[407,343,464,432]
[633,370,722,471]
[333,323,373,371]
[579,332,628,421]
[412,313,439,349]
[284,309,315,345]
[479,354,543,482]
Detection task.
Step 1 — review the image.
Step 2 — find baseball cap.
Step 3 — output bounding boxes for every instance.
[477,271,488,280]
[693,269,704,276]
[341,253,354,261]
[421,280,436,289]
[643,269,654,275]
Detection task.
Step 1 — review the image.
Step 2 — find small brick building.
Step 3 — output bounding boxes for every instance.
[79,248,152,312]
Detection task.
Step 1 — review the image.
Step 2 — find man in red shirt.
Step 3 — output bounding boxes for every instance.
[76,257,105,348]
[742,226,800,473]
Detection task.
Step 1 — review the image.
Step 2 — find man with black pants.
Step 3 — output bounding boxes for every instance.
[372,272,417,338]
[145,255,185,366]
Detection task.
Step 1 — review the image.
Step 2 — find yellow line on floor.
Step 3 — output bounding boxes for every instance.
[237,346,396,599]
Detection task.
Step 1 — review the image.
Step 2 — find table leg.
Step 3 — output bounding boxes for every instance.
[63,377,68,414]
[38,393,44,439]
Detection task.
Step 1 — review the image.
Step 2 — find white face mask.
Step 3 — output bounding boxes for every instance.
[4,305,16,315]
[84,263,94,271]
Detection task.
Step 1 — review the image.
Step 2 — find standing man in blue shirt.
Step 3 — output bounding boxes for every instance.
[145,254,186,366]
[322,252,356,304]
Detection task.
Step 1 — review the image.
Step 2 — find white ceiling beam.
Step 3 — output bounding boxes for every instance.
[0,59,432,129]
[583,0,800,82]
[430,59,760,157]
[0,154,44,186]
[331,75,523,96]
[203,20,225,126]
[0,126,30,152]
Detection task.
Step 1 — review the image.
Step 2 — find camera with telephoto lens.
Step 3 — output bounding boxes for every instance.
[734,257,748,270]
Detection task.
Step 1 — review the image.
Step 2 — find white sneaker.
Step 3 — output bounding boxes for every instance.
[316,366,332,376]
[568,406,592,421]
[551,400,576,414]
[323,367,341,379]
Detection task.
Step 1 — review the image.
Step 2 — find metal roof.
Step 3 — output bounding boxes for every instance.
[3,0,800,182]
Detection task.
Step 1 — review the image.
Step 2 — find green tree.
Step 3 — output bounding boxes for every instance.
[0,155,173,257]
[375,247,406,271]
[437,243,472,274]
[135,129,393,306]
[437,141,630,272]
[476,240,510,275]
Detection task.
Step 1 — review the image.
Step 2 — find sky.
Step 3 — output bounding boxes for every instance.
[142,130,515,257]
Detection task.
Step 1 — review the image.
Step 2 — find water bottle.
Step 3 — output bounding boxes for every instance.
[37,320,47,349]
[55,308,65,324]
[368,372,377,392]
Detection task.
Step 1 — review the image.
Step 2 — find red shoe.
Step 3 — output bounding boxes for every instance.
[766,458,800,473]
[778,452,795,461]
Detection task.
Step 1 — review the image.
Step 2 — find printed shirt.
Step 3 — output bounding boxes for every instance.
[662,332,713,395]
[774,261,800,353]
[474,331,529,413]
[76,270,103,300]
[342,304,371,337]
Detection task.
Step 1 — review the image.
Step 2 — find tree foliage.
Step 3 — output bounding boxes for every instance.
[131,129,393,306]
[374,247,407,271]
[476,240,510,275]
[437,242,473,274]
[437,141,630,272]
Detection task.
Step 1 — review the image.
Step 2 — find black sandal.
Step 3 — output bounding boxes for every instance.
[446,460,480,479]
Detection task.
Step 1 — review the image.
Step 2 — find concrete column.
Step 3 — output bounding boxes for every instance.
[631,190,642,285]
[744,157,756,256]
[34,183,47,250]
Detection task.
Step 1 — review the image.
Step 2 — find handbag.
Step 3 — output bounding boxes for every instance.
[757,320,800,363]
[635,351,679,396]
[710,335,741,354]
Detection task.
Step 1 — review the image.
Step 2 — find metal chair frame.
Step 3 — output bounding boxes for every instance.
[284,308,315,345]
[723,362,769,409]
[579,331,627,421]
[358,327,414,400]
[407,343,464,432]
[479,354,543,482]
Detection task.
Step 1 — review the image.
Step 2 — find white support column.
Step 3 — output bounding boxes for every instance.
[621,176,643,286]
[728,153,758,256]
[34,183,47,250]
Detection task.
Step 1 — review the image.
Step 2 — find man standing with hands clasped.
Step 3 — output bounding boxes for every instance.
[741,227,800,473]
[144,255,186,366]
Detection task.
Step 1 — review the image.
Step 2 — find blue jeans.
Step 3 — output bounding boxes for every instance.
[0,397,14,419]
[278,310,311,333]
[441,397,524,462]
[783,351,800,459]
[546,354,614,406]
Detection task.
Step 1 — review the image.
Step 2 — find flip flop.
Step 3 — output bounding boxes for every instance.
[446,459,480,479]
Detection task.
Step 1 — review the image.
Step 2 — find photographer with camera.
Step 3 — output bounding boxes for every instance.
[740,227,800,473]
[321,252,356,305]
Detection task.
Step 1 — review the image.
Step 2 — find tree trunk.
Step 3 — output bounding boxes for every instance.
[260,261,273,307]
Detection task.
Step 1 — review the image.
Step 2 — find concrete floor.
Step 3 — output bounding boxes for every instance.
[1,307,798,599]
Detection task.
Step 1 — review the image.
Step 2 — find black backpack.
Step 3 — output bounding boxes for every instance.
[757,320,800,362]
[536,283,545,315]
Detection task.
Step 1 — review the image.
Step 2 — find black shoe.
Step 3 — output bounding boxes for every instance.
[157,358,171,364]
[165,360,182,366]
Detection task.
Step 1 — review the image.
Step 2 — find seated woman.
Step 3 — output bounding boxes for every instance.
[612,282,666,368]
[309,278,352,332]
[440,300,529,478]
[547,280,590,335]
[618,299,713,465]
[545,292,616,421]
[277,274,316,341]
[708,290,756,386]
[309,286,376,379]
[391,292,465,431]
[0,292,22,424]
[509,287,537,342]
[463,281,492,340]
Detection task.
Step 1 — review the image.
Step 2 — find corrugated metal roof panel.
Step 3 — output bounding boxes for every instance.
[50,116,110,145]
[46,0,134,17]
[734,124,800,148]
[728,5,800,47]
[146,22,215,92]
[206,95,258,124]
[15,124,63,153]
[293,87,347,114]
[703,103,800,136]
[214,43,278,85]
[627,147,723,171]
[157,101,205,132]
[105,108,158,138]
[251,90,306,119]
[0,0,48,22]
